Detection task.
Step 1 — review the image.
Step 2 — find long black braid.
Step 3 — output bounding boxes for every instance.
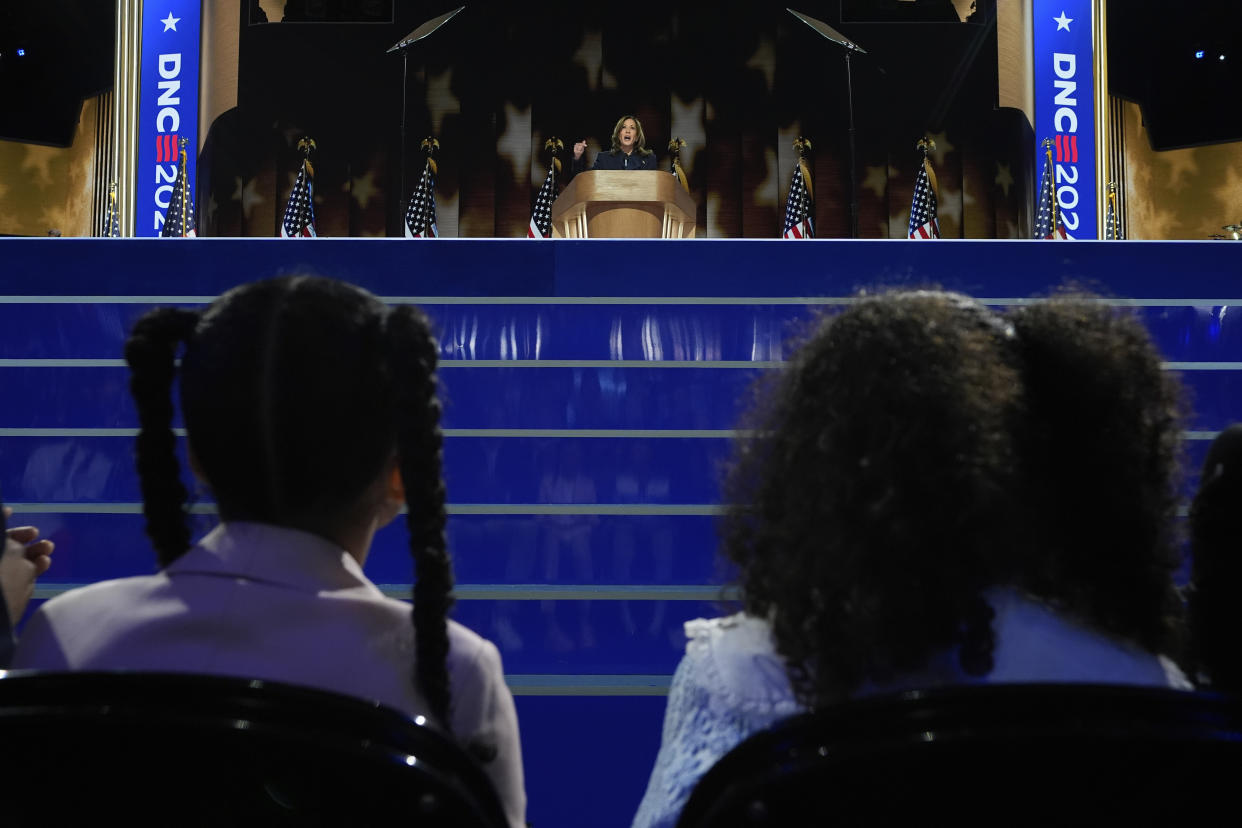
[384,305,455,732]
[124,307,200,567]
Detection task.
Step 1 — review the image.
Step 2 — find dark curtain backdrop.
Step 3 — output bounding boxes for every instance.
[199,1,1033,239]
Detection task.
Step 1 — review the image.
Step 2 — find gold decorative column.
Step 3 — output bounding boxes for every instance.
[112,0,143,236]
[1092,0,1111,238]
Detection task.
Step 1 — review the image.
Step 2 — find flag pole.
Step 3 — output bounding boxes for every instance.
[178,137,189,236]
[917,136,938,202]
[1106,180,1118,240]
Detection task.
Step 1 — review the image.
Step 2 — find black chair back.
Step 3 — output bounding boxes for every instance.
[678,683,1242,827]
[0,670,509,826]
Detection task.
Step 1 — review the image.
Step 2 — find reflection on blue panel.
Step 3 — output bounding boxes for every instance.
[0,368,141,428]
[10,301,1242,363]
[451,599,719,674]
[0,366,764,431]
[1133,306,1242,361]
[18,512,728,588]
[443,437,729,504]
[378,514,726,586]
[0,436,190,503]
[0,303,171,359]
[0,435,732,505]
[440,367,762,430]
[431,304,806,362]
[1178,372,1242,430]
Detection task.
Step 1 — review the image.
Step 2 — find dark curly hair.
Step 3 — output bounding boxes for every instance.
[721,291,1022,706]
[1006,299,1186,656]
[123,275,456,729]
[1187,424,1242,690]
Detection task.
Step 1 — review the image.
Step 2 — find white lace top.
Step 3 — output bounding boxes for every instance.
[631,589,1190,828]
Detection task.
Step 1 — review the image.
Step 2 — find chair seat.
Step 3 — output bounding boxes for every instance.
[677,683,1242,827]
[0,670,509,826]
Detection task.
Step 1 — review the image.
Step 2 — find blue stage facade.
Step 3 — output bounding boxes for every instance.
[2,238,1240,826]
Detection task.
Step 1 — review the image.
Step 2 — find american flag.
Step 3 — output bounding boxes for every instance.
[782,161,813,239]
[1034,142,1069,240]
[281,160,316,238]
[908,157,940,239]
[160,152,196,238]
[528,160,559,238]
[404,159,439,238]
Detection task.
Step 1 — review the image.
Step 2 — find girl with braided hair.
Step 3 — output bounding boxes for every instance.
[13,276,525,827]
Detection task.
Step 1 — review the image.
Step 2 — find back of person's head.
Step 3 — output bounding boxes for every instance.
[123,275,455,727]
[722,291,1021,706]
[1189,423,1242,691]
[1007,298,1185,655]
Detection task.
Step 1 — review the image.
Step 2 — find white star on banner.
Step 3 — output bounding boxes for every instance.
[161,13,180,32]
[1054,12,1072,31]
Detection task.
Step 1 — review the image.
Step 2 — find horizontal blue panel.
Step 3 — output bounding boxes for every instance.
[441,437,729,504]
[450,598,716,675]
[4,238,1242,300]
[402,366,759,431]
[0,301,807,362]
[8,300,1242,363]
[0,238,559,297]
[0,435,731,505]
[0,368,140,428]
[1178,371,1242,431]
[383,513,724,586]
[0,366,765,430]
[10,512,727,588]
[516,695,667,828]
[17,590,711,676]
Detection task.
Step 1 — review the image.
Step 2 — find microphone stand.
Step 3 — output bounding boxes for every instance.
[387,6,465,232]
[787,8,868,239]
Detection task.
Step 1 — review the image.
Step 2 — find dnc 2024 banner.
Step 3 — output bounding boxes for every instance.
[1033,0,1097,239]
[135,2,200,237]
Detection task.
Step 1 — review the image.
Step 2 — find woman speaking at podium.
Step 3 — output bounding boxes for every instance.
[570,115,659,179]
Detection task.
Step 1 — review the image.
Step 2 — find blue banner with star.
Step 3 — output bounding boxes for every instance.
[1033,1,1096,239]
[135,2,201,237]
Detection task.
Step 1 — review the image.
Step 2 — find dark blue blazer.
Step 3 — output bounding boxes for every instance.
[567,148,661,183]
[591,149,659,171]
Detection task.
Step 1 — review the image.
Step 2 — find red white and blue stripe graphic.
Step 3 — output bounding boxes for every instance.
[155,133,180,164]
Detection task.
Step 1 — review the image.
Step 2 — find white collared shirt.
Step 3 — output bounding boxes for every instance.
[14,521,526,827]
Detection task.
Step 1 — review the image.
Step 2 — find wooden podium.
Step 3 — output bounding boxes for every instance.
[549,171,696,238]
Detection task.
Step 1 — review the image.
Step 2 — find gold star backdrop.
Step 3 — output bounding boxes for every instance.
[1122,100,1242,240]
[0,96,101,237]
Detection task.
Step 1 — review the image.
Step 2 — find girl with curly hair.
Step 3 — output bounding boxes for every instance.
[633,292,1190,828]
[13,276,525,827]
[1187,423,1242,692]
